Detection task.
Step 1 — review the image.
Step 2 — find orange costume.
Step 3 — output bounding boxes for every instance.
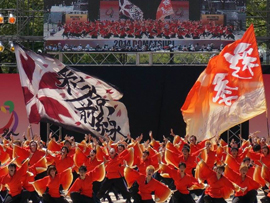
[0,160,29,197]
[68,163,105,198]
[196,161,235,200]
[224,166,260,197]
[165,149,197,175]
[160,164,200,194]
[47,154,74,173]
[124,167,171,202]
[32,168,73,201]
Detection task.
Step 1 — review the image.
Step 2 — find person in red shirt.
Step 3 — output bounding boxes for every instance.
[249,145,270,168]
[160,162,200,203]
[135,150,159,175]
[189,135,214,154]
[242,157,255,178]
[0,162,30,203]
[204,141,217,169]
[196,161,236,203]
[47,146,74,173]
[224,165,259,203]
[165,146,197,176]
[39,165,70,203]
[137,165,165,203]
[96,148,131,203]
[125,164,171,203]
[68,164,104,203]
[28,141,46,167]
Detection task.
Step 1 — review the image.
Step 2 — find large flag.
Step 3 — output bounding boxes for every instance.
[181,25,266,141]
[119,0,143,20]
[156,0,174,21]
[14,45,130,141]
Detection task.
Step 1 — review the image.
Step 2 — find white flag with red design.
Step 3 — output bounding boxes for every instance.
[14,45,130,141]
[181,25,266,141]
[156,0,174,21]
[119,0,143,20]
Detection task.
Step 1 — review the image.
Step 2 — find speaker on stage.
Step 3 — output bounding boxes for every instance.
[88,0,100,21]
[189,0,201,21]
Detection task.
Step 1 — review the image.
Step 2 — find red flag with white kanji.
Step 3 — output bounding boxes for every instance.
[14,45,130,141]
[181,25,266,141]
[156,0,174,21]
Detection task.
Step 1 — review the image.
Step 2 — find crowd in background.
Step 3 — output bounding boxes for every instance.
[45,42,223,52]
[57,20,235,40]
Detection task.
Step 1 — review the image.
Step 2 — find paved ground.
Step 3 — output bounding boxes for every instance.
[91,190,265,203]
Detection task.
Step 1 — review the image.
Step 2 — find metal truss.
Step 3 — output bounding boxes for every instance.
[226,124,242,146]
[47,51,220,66]
[46,123,62,141]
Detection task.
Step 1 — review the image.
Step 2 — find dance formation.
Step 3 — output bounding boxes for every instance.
[0,128,269,203]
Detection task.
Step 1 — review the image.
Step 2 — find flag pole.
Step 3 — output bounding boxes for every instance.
[266,117,270,138]
[29,124,35,139]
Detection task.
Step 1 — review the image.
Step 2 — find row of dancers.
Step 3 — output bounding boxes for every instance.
[0,128,269,203]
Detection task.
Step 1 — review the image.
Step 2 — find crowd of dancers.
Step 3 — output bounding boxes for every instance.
[0,128,269,203]
[59,20,235,40]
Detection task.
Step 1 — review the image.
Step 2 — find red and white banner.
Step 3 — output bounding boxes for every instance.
[100,1,119,21]
[119,0,143,20]
[181,25,266,141]
[156,0,174,21]
[14,45,130,141]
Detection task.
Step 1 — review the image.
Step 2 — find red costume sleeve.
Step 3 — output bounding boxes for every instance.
[29,156,47,174]
[240,140,250,150]
[133,142,143,158]
[166,142,180,154]
[224,165,240,182]
[224,154,240,172]
[238,147,250,161]
[173,135,182,145]
[261,164,270,183]
[45,153,56,166]
[67,178,80,196]
[124,166,140,188]
[47,139,62,152]
[152,178,172,203]
[96,145,107,161]
[147,147,158,158]
[126,148,135,166]
[88,163,105,182]
[17,158,29,176]
[196,139,207,149]
[150,139,161,152]
[0,164,9,178]
[164,149,180,168]
[74,148,87,167]
[13,145,30,166]
[0,146,10,164]
[32,176,50,196]
[59,167,73,191]
[159,164,175,179]
[247,151,261,162]
[195,160,214,182]
[253,165,266,186]
[221,176,236,199]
